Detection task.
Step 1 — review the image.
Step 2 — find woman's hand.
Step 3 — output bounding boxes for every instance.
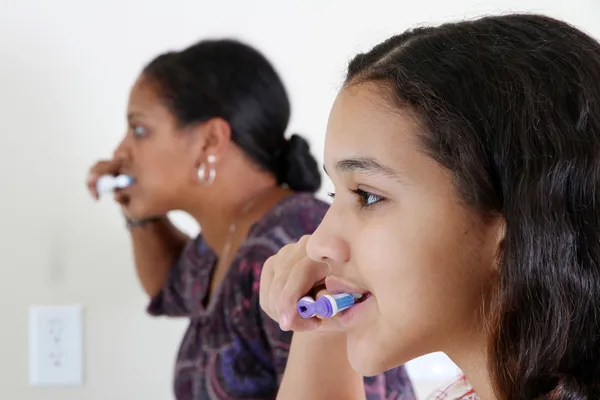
[86,159,133,217]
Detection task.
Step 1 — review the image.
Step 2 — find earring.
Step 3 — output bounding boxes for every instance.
[197,154,216,185]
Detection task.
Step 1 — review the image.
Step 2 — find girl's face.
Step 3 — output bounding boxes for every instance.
[306,83,503,375]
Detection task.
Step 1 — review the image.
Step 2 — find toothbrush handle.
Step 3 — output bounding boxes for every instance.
[96,175,116,195]
[297,296,317,319]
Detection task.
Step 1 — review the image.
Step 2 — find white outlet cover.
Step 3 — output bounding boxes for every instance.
[29,305,84,386]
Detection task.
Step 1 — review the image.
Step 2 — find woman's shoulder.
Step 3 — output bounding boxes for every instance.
[269,192,329,218]
[250,192,329,237]
[234,193,329,286]
[425,375,479,400]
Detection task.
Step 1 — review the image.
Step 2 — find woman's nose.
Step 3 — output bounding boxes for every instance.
[112,137,129,161]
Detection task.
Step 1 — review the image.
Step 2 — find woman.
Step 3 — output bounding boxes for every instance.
[86,39,415,399]
[260,14,600,399]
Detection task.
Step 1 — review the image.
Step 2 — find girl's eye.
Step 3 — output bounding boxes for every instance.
[327,189,385,209]
[351,188,383,209]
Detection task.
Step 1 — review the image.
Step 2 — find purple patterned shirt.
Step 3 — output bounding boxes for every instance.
[148,193,416,400]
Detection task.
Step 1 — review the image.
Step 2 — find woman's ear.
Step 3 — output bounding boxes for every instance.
[190,117,232,165]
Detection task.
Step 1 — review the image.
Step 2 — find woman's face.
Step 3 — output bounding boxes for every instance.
[113,76,199,218]
[306,83,502,375]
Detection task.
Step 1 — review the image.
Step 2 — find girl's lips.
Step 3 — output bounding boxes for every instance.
[337,293,374,327]
[354,292,372,304]
[325,275,370,297]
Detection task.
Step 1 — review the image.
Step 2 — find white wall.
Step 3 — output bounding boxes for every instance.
[0,1,597,399]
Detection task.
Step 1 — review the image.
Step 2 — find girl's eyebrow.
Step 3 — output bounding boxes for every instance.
[324,155,403,182]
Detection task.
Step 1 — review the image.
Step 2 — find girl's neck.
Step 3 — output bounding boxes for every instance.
[447,333,496,400]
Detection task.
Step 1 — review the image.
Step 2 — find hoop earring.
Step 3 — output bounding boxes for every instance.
[197,154,216,185]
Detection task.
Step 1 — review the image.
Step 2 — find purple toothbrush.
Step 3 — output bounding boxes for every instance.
[297,293,361,319]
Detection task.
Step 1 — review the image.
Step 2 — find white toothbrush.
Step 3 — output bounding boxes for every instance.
[96,174,135,196]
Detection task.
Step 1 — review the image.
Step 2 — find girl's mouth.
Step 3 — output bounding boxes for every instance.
[354,292,372,304]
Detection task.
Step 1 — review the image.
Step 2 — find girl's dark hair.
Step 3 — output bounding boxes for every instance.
[142,39,321,193]
[346,13,600,399]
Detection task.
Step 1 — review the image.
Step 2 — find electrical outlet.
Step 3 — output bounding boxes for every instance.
[29,305,84,386]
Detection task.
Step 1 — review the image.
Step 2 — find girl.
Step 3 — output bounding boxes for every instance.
[260,13,600,399]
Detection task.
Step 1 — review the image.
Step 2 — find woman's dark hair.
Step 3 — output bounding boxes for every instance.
[142,38,321,193]
[346,13,600,399]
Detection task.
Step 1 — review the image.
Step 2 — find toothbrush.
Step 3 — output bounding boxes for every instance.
[297,293,362,319]
[96,174,135,196]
